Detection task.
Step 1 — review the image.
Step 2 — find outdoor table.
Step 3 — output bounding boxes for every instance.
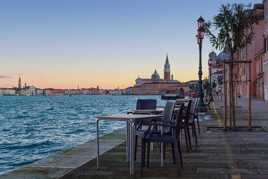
[96,114,163,175]
[133,107,164,114]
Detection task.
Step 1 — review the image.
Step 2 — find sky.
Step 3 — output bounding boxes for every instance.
[0,0,262,89]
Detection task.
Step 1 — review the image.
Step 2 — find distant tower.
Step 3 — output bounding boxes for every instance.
[18,77,22,89]
[164,54,171,80]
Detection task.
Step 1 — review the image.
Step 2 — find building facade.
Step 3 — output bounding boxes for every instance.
[20,86,38,96]
[237,4,265,100]
[0,88,16,96]
[263,0,268,100]
[252,4,264,100]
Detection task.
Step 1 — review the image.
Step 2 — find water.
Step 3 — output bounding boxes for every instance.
[0,95,163,174]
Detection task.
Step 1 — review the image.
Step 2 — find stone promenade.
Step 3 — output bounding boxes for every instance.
[64,98,268,179]
[3,97,268,179]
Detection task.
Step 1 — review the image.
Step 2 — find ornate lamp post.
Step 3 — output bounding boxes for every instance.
[196,16,206,112]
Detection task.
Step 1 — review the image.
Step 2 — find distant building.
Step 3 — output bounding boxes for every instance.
[184,80,199,97]
[208,51,224,91]
[14,76,42,96]
[128,54,182,95]
[0,88,16,96]
[20,85,38,96]
[36,89,45,95]
[109,89,123,95]
[44,88,65,96]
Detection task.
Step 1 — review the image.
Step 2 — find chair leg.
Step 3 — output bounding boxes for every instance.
[184,128,190,152]
[173,139,181,176]
[163,143,166,160]
[192,122,198,148]
[177,140,183,169]
[135,135,138,161]
[186,126,192,151]
[140,139,146,177]
[196,115,200,134]
[171,143,176,164]
[146,142,150,167]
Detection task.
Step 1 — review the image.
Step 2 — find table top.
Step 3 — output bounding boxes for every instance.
[133,108,164,114]
[176,98,191,102]
[96,114,163,121]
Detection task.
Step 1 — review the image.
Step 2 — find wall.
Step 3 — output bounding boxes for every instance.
[263,0,268,100]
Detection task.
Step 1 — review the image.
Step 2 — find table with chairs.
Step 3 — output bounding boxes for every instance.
[96,97,201,176]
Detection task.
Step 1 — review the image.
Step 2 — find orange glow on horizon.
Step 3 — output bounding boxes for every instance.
[0,69,207,89]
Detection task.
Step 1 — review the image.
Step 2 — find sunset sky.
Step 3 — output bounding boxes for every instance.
[0,0,261,89]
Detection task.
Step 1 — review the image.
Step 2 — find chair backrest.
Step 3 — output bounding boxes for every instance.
[162,101,176,133]
[136,99,157,110]
[190,98,197,114]
[175,100,184,107]
[183,100,192,123]
[163,101,176,121]
[194,98,199,114]
[175,104,185,136]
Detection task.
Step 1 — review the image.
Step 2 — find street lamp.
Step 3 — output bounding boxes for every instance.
[196,16,206,112]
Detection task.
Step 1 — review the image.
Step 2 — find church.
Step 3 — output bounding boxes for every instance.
[127,55,183,95]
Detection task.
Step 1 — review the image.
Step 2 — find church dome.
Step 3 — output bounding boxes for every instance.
[151,70,160,81]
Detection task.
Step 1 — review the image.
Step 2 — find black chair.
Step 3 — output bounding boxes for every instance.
[139,101,185,176]
[188,99,198,148]
[136,99,157,110]
[178,99,193,152]
[135,100,175,161]
[134,99,157,160]
[180,98,200,151]
[193,98,201,134]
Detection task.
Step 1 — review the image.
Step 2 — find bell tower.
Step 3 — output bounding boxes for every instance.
[164,54,170,80]
[18,76,22,90]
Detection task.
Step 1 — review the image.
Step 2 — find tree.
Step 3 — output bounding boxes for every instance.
[205,3,256,128]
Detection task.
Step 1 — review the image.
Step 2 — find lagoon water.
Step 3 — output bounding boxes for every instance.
[0,95,162,174]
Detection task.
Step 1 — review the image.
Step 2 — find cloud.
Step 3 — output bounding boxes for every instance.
[0,75,12,79]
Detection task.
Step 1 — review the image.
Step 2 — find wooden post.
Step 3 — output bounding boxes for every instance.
[232,62,236,128]
[224,63,227,129]
[229,62,233,129]
[248,62,252,129]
